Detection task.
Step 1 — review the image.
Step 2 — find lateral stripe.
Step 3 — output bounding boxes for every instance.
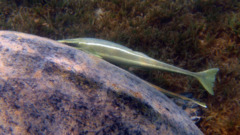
[78,41,146,58]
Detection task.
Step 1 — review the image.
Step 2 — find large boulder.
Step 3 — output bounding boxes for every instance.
[0,31,203,134]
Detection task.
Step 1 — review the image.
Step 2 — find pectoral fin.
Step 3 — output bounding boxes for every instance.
[92,54,102,58]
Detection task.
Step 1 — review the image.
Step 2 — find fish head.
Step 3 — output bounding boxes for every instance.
[58,38,89,48]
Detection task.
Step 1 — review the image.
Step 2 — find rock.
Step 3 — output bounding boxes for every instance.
[0,31,203,134]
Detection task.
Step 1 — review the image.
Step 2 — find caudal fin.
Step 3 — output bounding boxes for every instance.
[195,68,219,95]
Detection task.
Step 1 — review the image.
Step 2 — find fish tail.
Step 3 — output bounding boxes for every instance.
[195,68,219,95]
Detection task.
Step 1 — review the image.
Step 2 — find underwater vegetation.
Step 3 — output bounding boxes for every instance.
[0,0,239,134]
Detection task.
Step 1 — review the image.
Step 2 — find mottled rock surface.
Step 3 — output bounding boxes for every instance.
[0,31,203,135]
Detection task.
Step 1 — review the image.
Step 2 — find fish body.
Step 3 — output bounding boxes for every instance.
[58,38,219,95]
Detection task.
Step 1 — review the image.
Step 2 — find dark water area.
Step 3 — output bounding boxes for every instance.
[0,0,239,134]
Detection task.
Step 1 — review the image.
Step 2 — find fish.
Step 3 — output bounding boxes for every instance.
[58,38,219,95]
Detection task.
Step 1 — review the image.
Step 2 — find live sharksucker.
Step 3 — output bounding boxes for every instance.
[58,38,219,96]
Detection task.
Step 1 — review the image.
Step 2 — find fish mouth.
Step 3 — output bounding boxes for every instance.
[58,40,79,47]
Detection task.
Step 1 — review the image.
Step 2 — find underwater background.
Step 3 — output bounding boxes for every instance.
[0,0,239,134]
